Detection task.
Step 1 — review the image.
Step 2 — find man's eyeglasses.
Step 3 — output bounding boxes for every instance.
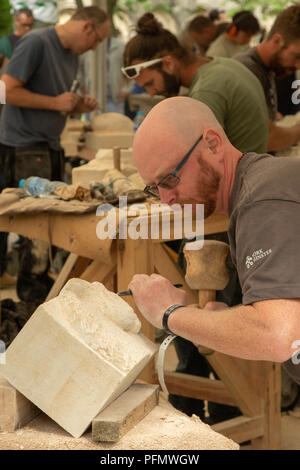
[144,134,203,198]
[122,58,163,79]
[92,24,107,44]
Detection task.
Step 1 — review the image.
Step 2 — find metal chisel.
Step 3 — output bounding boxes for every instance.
[118,283,183,296]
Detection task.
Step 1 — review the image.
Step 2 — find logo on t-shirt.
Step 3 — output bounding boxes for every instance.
[245,248,272,269]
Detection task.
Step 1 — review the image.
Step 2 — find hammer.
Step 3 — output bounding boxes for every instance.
[183,239,230,355]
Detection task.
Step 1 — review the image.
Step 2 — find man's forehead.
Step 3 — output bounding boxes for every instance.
[136,145,178,183]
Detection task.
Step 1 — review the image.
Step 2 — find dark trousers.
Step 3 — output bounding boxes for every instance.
[0,142,64,277]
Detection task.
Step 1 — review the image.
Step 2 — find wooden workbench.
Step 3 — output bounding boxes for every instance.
[0,201,281,449]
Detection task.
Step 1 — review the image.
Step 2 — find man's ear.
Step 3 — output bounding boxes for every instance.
[82,20,93,34]
[203,129,222,155]
[270,33,284,49]
[161,55,176,73]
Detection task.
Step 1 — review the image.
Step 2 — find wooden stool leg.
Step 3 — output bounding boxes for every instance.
[251,362,281,449]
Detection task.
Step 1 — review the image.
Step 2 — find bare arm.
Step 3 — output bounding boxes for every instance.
[167,298,300,362]
[128,274,300,363]
[268,118,300,152]
[1,73,80,112]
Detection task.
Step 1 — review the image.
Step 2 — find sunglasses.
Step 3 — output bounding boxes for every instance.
[144,134,203,198]
[121,58,163,79]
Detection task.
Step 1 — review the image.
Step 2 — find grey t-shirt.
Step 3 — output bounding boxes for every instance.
[0,27,78,150]
[228,152,300,383]
[234,48,277,121]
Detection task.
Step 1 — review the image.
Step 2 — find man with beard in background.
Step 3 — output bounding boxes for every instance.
[122,12,269,155]
[234,3,300,151]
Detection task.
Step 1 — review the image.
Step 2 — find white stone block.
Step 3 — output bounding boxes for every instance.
[72,148,137,184]
[0,279,157,438]
[85,132,134,150]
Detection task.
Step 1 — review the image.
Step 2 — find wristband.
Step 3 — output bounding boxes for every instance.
[162,304,185,335]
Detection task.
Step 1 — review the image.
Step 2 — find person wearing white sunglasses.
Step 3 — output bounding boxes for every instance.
[123,12,269,155]
[122,58,163,79]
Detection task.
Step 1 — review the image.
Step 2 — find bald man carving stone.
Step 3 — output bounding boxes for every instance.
[129,96,300,391]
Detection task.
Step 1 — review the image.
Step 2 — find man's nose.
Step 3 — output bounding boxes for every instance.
[159,187,177,205]
[146,87,156,97]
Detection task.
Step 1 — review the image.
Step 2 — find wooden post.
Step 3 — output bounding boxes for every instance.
[113,147,121,171]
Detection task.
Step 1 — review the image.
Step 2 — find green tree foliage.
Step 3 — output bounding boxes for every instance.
[225,0,291,18]
[0,0,12,36]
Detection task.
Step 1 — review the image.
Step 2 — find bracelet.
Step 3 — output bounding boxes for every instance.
[162,304,185,335]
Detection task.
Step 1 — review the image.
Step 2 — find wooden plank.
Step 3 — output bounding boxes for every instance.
[212,415,264,443]
[92,383,159,442]
[146,212,229,242]
[0,376,40,432]
[204,213,229,235]
[153,244,198,304]
[0,212,115,265]
[158,371,237,407]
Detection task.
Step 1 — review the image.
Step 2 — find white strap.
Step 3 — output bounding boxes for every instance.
[157,334,177,394]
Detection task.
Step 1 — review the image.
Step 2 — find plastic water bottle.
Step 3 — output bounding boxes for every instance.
[133,110,144,132]
[19,176,66,197]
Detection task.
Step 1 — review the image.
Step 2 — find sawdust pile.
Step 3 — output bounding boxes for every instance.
[0,396,238,450]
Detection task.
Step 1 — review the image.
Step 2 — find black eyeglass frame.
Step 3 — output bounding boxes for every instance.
[144,134,203,198]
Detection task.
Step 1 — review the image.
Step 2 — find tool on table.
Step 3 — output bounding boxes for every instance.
[183,239,230,355]
[117,283,183,297]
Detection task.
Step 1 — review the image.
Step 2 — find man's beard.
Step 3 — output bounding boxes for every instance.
[198,157,221,218]
[160,70,181,97]
[180,158,221,219]
[269,50,296,78]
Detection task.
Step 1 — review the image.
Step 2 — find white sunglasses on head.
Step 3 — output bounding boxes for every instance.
[121,58,163,79]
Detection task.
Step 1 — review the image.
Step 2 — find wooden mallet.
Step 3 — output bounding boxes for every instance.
[183,239,230,354]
